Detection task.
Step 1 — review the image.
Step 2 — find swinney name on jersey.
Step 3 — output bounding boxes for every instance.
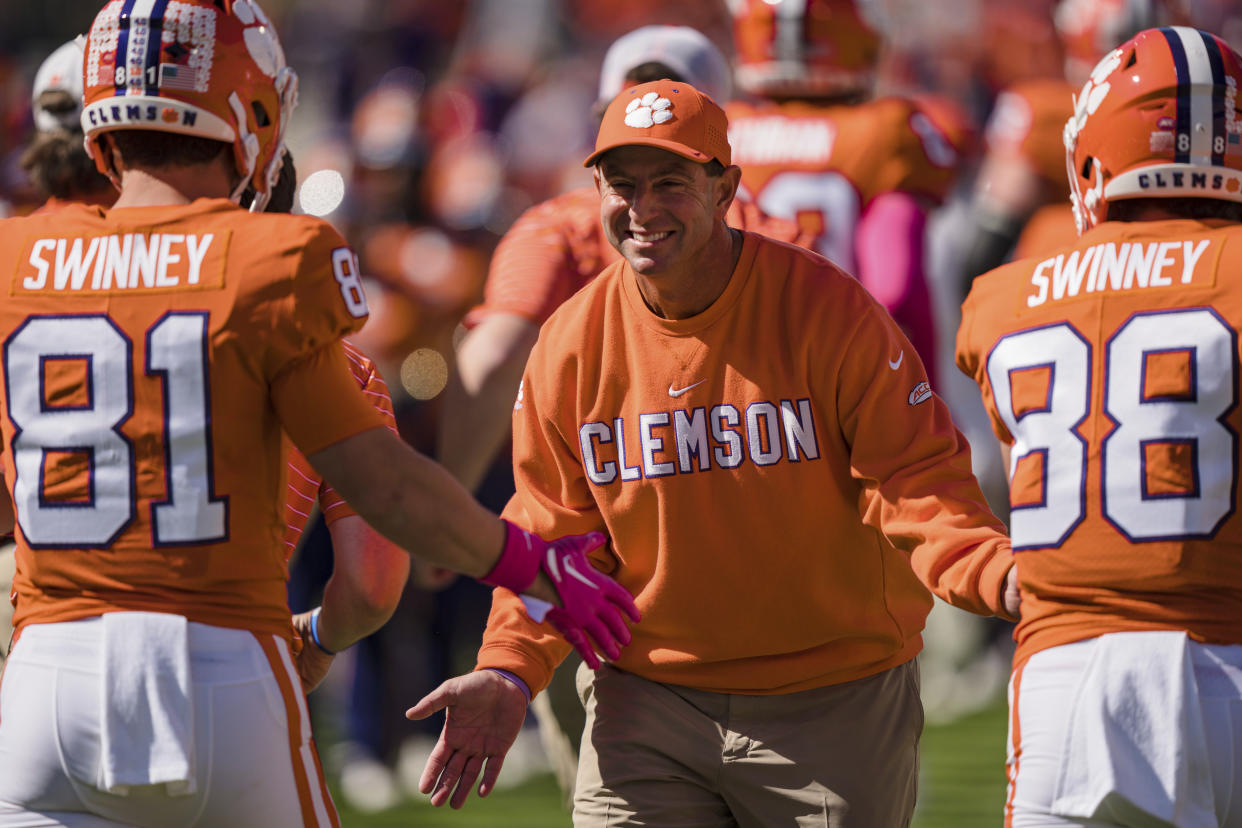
[578,399,819,486]
[1025,239,1212,308]
[729,117,835,165]
[15,232,226,295]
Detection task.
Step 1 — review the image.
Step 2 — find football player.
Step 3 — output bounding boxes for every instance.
[0,1,636,825]
[724,0,959,386]
[957,27,1242,826]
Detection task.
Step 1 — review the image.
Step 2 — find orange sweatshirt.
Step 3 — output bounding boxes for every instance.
[479,231,1012,695]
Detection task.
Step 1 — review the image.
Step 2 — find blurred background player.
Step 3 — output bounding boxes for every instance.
[957,26,1242,826]
[19,37,113,213]
[0,1,637,824]
[436,23,808,806]
[724,0,959,387]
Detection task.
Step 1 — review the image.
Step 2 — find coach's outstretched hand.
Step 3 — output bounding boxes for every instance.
[406,671,528,808]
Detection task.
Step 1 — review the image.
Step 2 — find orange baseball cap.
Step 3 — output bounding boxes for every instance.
[583,78,731,168]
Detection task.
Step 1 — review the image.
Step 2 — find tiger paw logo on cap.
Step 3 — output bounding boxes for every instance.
[624,92,674,129]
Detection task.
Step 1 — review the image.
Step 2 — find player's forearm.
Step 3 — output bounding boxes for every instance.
[309,427,505,578]
[308,427,563,605]
[313,515,410,652]
[439,314,540,492]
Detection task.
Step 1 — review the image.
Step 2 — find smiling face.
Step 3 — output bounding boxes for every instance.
[595,145,739,289]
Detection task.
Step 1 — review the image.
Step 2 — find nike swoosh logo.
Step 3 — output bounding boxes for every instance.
[888,351,904,371]
[668,379,706,397]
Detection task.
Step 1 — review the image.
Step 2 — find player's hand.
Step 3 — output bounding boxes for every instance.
[536,532,641,669]
[1002,564,1021,619]
[290,610,335,694]
[405,671,528,808]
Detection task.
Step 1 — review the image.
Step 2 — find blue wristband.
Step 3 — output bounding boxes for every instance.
[309,607,337,655]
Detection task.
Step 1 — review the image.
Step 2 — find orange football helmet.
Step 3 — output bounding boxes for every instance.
[1065,26,1242,234]
[81,0,298,211]
[727,0,883,99]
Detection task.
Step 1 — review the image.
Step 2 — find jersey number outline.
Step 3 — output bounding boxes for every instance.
[744,171,861,270]
[985,308,1237,550]
[4,313,228,548]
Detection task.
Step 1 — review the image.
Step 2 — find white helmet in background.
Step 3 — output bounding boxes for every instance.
[32,38,86,133]
[598,25,732,106]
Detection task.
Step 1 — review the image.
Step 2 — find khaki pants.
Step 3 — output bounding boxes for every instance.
[532,652,585,810]
[573,660,922,828]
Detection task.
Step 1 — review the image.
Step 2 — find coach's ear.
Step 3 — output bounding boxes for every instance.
[713,164,742,217]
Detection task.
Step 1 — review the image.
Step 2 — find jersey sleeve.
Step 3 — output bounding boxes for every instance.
[313,343,400,524]
[866,97,958,205]
[257,221,386,456]
[270,340,389,457]
[834,286,1014,618]
[464,199,584,327]
[474,337,612,695]
[259,221,371,381]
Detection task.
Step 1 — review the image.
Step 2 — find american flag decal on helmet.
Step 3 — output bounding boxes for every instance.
[158,63,197,90]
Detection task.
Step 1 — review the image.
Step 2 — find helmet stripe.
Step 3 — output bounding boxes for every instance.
[1199,29,1228,167]
[117,0,164,97]
[140,0,172,97]
[1160,27,1193,164]
[1168,26,1217,166]
[773,0,808,65]
[113,0,140,97]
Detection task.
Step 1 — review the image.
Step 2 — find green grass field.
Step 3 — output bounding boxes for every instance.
[333,695,1010,827]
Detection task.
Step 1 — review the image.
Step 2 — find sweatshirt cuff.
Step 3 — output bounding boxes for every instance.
[484,668,532,704]
[980,546,1018,621]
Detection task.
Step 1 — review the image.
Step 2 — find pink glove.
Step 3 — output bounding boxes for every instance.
[482,521,641,669]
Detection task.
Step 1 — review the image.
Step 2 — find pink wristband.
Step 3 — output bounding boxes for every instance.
[480,520,543,593]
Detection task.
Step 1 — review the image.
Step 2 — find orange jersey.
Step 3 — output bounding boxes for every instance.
[478,232,1012,696]
[982,78,1075,199]
[726,95,957,272]
[0,199,387,638]
[281,340,398,558]
[957,219,1242,668]
[466,186,809,326]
